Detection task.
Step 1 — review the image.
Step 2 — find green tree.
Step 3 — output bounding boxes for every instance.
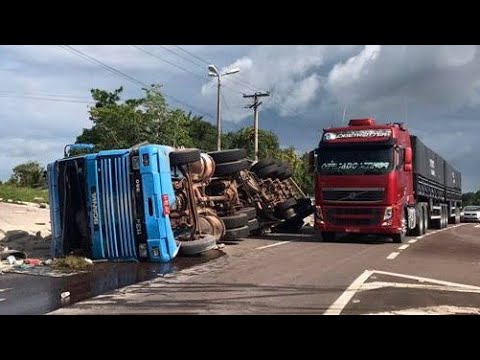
[9,161,45,188]
[186,112,217,152]
[222,126,280,159]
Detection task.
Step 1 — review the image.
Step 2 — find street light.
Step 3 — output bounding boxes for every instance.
[208,64,240,151]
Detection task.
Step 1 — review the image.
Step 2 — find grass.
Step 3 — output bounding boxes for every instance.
[0,184,49,204]
[51,256,93,271]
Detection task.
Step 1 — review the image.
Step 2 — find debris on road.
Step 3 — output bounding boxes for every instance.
[52,256,94,271]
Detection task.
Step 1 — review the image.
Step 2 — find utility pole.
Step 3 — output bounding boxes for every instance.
[243,91,270,162]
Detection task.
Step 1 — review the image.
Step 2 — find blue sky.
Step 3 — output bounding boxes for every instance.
[1,45,479,191]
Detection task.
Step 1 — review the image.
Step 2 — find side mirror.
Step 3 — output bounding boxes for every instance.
[308,150,315,173]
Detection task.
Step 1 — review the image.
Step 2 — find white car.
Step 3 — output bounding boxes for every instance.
[461,206,480,222]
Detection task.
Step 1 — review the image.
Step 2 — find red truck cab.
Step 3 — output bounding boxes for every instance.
[313,118,414,242]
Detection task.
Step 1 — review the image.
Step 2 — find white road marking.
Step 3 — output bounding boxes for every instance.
[387,252,400,260]
[373,270,480,290]
[398,244,410,250]
[255,241,291,250]
[475,224,480,228]
[0,288,11,293]
[364,306,480,315]
[324,269,373,315]
[359,281,480,294]
[416,235,425,239]
[0,298,5,302]
[408,239,418,244]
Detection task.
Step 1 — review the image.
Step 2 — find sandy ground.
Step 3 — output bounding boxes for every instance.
[0,202,52,259]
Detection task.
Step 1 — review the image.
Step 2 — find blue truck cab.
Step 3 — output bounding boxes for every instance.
[47,144,180,263]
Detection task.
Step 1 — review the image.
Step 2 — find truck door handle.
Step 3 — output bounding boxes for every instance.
[148,198,154,216]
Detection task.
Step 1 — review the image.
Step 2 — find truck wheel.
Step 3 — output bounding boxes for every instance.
[214,160,250,177]
[238,207,257,220]
[178,235,217,256]
[455,207,461,224]
[223,225,250,241]
[393,211,407,243]
[251,158,276,174]
[207,149,247,164]
[276,198,297,213]
[247,218,260,231]
[169,149,201,166]
[423,206,430,231]
[321,232,336,242]
[256,164,281,179]
[220,213,248,229]
[411,207,424,236]
[273,219,304,233]
[276,167,294,180]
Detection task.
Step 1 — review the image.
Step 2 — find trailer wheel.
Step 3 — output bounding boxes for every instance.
[251,158,276,174]
[277,167,294,180]
[256,164,281,179]
[169,149,201,166]
[455,207,461,224]
[207,149,247,164]
[214,160,250,177]
[223,225,250,241]
[178,235,217,256]
[247,218,260,232]
[273,218,304,233]
[238,207,257,220]
[220,213,248,229]
[275,198,297,213]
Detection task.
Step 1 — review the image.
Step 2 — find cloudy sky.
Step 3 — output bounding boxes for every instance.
[1,45,479,191]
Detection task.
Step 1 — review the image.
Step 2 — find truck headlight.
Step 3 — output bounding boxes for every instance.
[382,207,393,226]
[383,207,393,221]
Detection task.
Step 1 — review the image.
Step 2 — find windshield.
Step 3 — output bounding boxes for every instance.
[464,206,480,211]
[317,146,394,175]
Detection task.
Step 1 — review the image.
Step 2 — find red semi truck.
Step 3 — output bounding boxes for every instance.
[312,118,462,243]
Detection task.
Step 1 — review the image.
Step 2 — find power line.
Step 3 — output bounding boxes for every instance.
[58,45,216,120]
[173,45,264,93]
[130,45,207,82]
[0,94,92,104]
[157,45,205,70]
[172,45,210,65]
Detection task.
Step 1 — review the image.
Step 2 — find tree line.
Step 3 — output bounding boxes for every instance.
[4,85,314,195]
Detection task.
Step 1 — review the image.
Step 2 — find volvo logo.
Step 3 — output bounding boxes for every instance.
[347,192,357,200]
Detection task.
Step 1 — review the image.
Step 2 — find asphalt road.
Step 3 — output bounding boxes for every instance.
[46,222,480,315]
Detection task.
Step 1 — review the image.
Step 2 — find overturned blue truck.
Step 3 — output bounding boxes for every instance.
[47,143,314,263]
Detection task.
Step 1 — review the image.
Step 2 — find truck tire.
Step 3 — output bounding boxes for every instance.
[455,207,461,224]
[214,160,250,177]
[207,149,247,164]
[247,218,260,231]
[277,167,294,180]
[256,164,281,179]
[178,235,217,256]
[423,206,430,231]
[223,225,250,241]
[321,232,336,242]
[251,158,276,174]
[411,207,424,236]
[273,219,304,233]
[276,198,297,213]
[220,213,248,229]
[393,211,407,243]
[169,149,201,166]
[238,207,257,220]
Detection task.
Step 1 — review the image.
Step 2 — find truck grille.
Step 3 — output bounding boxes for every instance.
[97,156,137,259]
[322,188,384,203]
[325,207,382,226]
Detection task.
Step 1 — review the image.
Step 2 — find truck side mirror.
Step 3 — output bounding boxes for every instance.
[404,147,412,171]
[308,150,315,173]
